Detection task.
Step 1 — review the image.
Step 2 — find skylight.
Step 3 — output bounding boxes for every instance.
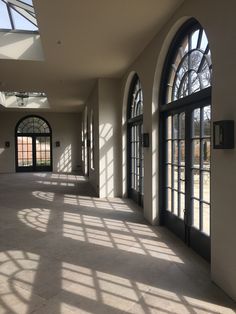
[0,0,38,32]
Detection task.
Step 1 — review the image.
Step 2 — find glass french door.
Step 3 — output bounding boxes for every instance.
[163,102,211,260]
[128,122,144,206]
[16,135,52,172]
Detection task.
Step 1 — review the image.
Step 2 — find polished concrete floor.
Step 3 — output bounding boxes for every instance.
[0,173,235,314]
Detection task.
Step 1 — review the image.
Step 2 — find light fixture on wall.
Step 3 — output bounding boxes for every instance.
[213,120,234,149]
[15,92,29,107]
[142,133,150,148]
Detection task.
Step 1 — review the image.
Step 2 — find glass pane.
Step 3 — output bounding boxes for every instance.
[167,165,172,188]
[130,78,143,118]
[167,141,172,163]
[179,73,189,99]
[173,191,178,215]
[10,8,37,31]
[192,139,200,168]
[190,71,201,93]
[21,0,33,5]
[202,203,210,235]
[36,136,51,167]
[202,139,210,170]
[180,193,185,219]
[200,31,208,51]
[192,169,200,199]
[201,61,211,89]
[190,50,202,72]
[180,140,185,166]
[167,188,172,212]
[166,116,172,139]
[17,136,33,167]
[0,1,12,29]
[173,166,178,190]
[202,171,210,203]
[192,109,201,137]
[173,141,178,164]
[180,167,185,193]
[203,106,211,136]
[173,115,178,139]
[191,29,200,49]
[192,199,200,229]
[179,113,185,139]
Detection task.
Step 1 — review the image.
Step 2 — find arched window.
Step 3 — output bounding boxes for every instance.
[164,23,212,103]
[16,116,52,172]
[127,75,144,206]
[129,78,143,118]
[160,20,212,261]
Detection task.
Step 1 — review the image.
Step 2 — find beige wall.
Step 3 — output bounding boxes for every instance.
[0,111,82,173]
[83,80,122,198]
[98,79,122,198]
[83,83,100,195]
[119,0,236,301]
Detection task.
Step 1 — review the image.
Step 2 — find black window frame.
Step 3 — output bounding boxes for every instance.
[159,18,212,261]
[15,115,52,172]
[127,74,144,207]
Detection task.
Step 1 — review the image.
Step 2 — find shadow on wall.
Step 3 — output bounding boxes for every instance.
[0,146,13,172]
[57,144,72,172]
[99,123,114,197]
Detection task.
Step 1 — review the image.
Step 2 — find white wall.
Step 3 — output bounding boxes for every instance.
[120,0,236,301]
[83,80,122,198]
[0,111,82,173]
[98,79,121,198]
[83,83,100,195]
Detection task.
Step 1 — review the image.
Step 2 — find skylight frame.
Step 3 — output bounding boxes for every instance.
[0,0,38,32]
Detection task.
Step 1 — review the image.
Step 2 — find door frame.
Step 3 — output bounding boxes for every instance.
[159,87,211,261]
[127,118,144,207]
[15,115,53,172]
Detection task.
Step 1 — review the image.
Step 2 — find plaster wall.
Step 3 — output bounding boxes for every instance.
[98,79,122,198]
[83,83,99,195]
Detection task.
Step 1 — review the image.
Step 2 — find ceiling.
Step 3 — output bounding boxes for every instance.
[0,0,183,112]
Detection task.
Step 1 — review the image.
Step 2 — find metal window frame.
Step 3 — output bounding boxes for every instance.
[159,18,212,261]
[127,74,144,206]
[1,0,38,31]
[15,115,52,172]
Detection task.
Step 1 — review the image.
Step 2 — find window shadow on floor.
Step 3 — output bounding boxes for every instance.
[0,173,234,314]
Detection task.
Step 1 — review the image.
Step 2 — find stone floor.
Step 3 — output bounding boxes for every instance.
[0,172,235,314]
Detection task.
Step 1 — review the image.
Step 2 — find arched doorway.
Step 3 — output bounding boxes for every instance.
[127,74,144,206]
[160,19,212,260]
[15,116,52,172]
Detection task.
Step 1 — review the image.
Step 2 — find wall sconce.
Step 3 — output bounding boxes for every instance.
[143,133,149,148]
[5,141,10,148]
[55,141,60,147]
[213,120,234,149]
